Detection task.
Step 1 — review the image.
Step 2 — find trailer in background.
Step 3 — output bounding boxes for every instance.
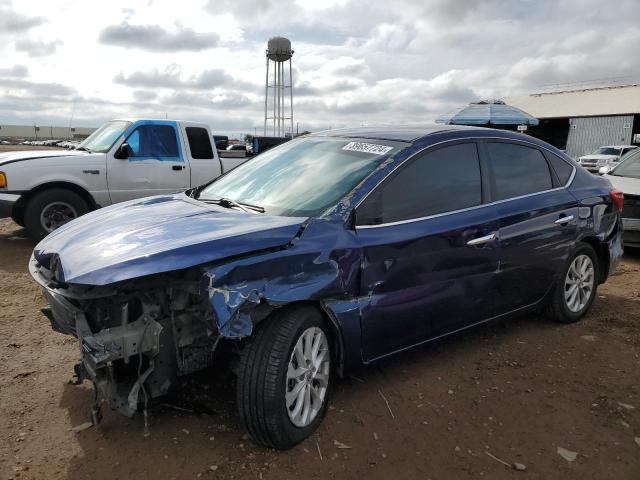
[252,136,289,155]
[213,135,229,150]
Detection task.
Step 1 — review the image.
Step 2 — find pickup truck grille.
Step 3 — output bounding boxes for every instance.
[623,194,640,219]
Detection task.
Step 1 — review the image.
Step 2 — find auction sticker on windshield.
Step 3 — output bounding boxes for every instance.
[342,142,393,155]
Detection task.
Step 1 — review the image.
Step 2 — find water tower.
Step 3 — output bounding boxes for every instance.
[264,37,294,137]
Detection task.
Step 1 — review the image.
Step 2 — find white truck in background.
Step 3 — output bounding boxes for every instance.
[0,119,249,239]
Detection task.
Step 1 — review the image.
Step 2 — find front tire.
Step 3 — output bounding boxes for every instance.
[236,306,332,449]
[546,243,599,323]
[24,189,89,240]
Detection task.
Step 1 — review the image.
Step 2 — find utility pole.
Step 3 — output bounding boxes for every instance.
[67,99,76,139]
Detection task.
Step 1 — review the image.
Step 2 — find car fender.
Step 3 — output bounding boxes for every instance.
[4,154,109,206]
[199,219,362,359]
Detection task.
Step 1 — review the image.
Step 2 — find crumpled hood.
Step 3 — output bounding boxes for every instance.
[32,194,306,286]
[0,149,89,165]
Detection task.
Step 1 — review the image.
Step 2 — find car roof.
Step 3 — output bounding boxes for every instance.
[311,125,486,142]
[112,118,203,125]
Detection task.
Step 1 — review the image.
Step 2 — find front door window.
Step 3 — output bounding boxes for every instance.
[125,124,182,162]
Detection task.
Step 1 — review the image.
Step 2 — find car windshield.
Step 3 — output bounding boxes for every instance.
[198,136,404,217]
[610,150,640,179]
[593,147,621,155]
[76,120,132,153]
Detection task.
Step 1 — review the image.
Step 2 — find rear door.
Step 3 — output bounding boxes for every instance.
[482,140,579,313]
[107,120,190,203]
[356,141,501,361]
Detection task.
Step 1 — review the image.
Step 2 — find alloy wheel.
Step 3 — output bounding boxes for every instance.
[285,327,330,428]
[564,254,595,313]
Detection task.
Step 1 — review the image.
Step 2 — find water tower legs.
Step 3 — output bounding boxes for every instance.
[264,37,294,137]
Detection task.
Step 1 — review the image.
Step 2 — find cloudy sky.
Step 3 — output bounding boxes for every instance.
[1,0,640,137]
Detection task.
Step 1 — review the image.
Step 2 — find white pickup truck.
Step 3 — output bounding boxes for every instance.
[0,119,248,239]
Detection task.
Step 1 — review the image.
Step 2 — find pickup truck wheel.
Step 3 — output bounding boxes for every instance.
[24,189,89,240]
[545,243,599,323]
[236,307,332,449]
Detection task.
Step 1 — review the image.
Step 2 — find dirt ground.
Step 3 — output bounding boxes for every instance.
[1,217,639,480]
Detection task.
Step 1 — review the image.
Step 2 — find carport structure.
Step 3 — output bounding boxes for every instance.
[436,99,539,130]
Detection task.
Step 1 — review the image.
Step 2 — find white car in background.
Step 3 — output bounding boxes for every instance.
[578,145,637,173]
[603,149,640,247]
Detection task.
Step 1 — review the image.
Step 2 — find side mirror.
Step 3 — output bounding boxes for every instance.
[598,166,610,175]
[114,143,130,160]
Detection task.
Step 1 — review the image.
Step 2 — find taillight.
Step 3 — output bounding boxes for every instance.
[610,190,624,211]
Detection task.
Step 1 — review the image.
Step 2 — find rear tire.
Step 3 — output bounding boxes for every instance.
[236,306,332,449]
[545,243,599,323]
[24,189,89,241]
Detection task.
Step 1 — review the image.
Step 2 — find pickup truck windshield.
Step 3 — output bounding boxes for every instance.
[593,147,621,156]
[199,136,403,217]
[77,120,132,153]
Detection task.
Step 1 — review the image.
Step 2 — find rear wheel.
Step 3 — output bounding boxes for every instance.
[236,307,332,449]
[546,243,599,323]
[24,189,89,241]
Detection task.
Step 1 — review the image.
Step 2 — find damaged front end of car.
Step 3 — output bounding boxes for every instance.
[30,259,225,422]
[28,217,357,428]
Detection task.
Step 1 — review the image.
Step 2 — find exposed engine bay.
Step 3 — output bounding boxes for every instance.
[33,264,222,423]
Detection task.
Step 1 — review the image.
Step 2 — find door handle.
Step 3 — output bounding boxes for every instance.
[554,215,574,225]
[467,232,497,246]
[172,165,184,171]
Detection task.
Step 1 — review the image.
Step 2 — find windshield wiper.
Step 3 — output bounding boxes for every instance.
[201,197,265,213]
[75,146,91,152]
[237,201,265,213]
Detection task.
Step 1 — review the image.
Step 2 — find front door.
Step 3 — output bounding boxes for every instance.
[107,120,190,203]
[355,141,501,362]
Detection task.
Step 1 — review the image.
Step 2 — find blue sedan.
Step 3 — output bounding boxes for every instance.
[30,126,623,448]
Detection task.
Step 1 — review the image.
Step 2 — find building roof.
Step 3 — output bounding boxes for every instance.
[507,84,640,119]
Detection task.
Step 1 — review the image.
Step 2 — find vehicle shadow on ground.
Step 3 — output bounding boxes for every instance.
[621,246,640,262]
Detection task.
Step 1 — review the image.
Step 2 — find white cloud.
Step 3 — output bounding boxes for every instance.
[0,0,640,136]
[99,21,220,52]
[14,38,62,57]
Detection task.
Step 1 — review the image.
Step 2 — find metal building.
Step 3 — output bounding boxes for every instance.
[0,124,96,140]
[508,84,640,158]
[263,37,294,137]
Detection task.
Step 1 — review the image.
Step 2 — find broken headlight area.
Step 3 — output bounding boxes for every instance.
[38,271,220,420]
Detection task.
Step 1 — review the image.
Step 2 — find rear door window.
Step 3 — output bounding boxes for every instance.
[486,142,552,201]
[186,127,214,159]
[357,142,482,225]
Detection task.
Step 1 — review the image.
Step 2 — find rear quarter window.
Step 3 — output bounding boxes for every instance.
[186,127,214,159]
[546,152,573,185]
